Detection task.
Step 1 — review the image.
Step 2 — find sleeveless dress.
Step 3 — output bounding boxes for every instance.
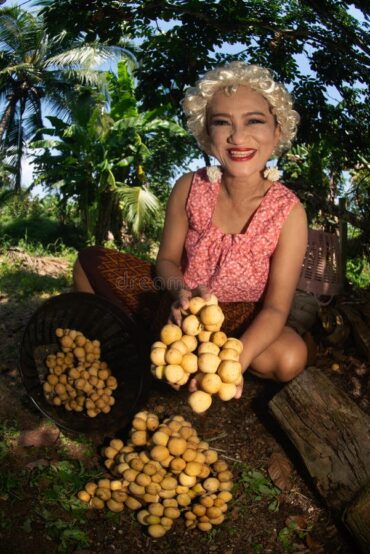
[182,167,299,301]
[78,167,299,339]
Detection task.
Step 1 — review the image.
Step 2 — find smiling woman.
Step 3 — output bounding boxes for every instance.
[74,61,308,399]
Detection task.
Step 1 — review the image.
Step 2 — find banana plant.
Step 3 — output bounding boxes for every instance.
[32,61,187,244]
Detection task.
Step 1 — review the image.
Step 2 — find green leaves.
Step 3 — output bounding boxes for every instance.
[119,184,162,235]
[234,463,281,512]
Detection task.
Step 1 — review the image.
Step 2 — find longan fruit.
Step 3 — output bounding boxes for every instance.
[47,374,58,386]
[43,382,52,394]
[106,376,117,390]
[73,347,85,359]
[54,383,66,395]
[61,336,74,349]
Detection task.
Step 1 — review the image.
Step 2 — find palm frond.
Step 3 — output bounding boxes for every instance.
[45,44,123,69]
[0,62,35,76]
[62,69,108,90]
[119,185,162,235]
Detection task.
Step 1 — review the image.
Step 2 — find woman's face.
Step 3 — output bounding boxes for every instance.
[207,85,281,180]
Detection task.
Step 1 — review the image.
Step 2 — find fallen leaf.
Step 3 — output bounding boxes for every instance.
[18,427,60,447]
[306,534,324,552]
[285,514,308,530]
[267,452,293,490]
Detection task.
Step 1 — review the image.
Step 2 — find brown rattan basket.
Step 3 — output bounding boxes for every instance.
[19,292,150,434]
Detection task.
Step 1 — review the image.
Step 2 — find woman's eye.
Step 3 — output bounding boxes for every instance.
[211,119,230,126]
[247,119,265,125]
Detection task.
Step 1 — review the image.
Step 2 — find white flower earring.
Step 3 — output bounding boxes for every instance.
[206,165,222,183]
[263,166,281,182]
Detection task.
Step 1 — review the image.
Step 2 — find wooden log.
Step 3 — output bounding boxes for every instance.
[269,367,370,552]
[343,482,370,554]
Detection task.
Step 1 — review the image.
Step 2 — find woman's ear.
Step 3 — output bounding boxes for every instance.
[273,124,282,148]
[274,125,281,146]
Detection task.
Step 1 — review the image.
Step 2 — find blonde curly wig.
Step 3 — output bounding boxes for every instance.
[182,61,300,157]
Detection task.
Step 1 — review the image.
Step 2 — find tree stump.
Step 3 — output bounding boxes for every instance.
[269,367,370,553]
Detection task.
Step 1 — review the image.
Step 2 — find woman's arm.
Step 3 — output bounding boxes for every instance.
[156,172,193,302]
[239,202,308,371]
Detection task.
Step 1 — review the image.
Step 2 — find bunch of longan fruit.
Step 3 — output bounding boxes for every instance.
[77,411,233,538]
[42,328,117,417]
[150,296,243,413]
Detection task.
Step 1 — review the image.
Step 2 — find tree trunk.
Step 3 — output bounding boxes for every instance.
[110,194,124,247]
[269,367,370,553]
[95,189,115,245]
[0,96,17,143]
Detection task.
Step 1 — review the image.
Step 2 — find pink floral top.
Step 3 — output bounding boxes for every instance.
[182,167,299,302]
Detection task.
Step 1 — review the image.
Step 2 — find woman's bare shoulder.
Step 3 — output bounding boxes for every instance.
[169,171,195,205]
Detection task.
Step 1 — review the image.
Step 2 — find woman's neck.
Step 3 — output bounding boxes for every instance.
[221,172,270,202]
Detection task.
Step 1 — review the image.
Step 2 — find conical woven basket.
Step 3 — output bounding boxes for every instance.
[297,228,343,304]
[19,292,149,434]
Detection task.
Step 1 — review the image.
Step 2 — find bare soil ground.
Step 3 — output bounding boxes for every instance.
[0,261,369,554]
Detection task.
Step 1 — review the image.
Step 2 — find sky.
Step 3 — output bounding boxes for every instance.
[1,0,367,190]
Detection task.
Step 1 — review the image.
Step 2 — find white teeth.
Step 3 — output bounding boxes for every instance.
[229,150,254,157]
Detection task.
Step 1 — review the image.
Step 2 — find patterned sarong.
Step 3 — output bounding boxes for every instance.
[78,247,259,342]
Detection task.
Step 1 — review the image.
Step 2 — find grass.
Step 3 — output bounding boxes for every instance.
[0,419,20,461]
[0,215,85,251]
[0,263,71,299]
[0,422,103,553]
[0,238,75,299]
[1,236,77,260]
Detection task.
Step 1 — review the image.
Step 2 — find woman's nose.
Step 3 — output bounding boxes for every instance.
[227,125,247,144]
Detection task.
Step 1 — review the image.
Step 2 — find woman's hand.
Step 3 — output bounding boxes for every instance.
[169,284,211,326]
[170,287,192,326]
[234,378,244,399]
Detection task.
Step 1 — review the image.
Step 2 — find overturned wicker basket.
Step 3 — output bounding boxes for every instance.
[19,292,149,434]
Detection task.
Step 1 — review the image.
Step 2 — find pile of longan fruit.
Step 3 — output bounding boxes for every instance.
[150,296,243,413]
[77,411,233,538]
[42,328,117,417]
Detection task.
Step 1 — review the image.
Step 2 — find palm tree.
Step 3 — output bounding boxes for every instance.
[0,6,128,191]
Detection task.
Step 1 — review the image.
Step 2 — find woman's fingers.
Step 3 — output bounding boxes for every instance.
[234,379,244,399]
[169,288,193,325]
[194,284,211,301]
[188,377,198,392]
[169,305,182,326]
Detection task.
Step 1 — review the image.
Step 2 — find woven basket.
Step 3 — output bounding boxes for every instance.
[19,292,149,434]
[297,228,343,304]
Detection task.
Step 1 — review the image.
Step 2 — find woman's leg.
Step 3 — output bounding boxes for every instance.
[73,259,94,293]
[249,326,307,382]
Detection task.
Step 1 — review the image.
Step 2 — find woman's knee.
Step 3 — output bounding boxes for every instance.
[274,335,307,382]
[72,257,94,293]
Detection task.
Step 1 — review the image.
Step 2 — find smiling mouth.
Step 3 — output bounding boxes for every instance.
[228,149,256,162]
